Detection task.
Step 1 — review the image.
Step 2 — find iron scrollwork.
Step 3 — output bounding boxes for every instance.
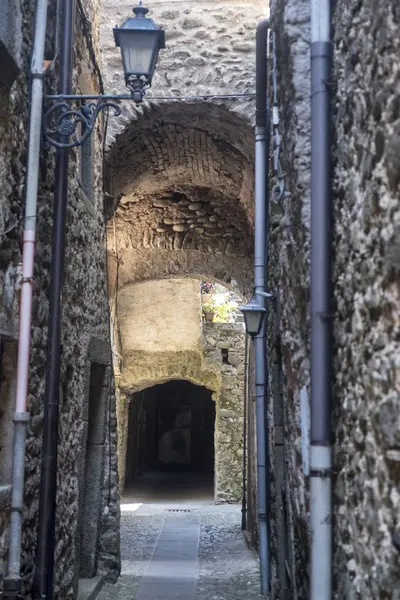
[43,98,122,149]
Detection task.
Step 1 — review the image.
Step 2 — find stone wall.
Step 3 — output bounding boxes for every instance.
[100,0,266,140]
[0,0,120,597]
[202,323,246,502]
[332,2,400,597]
[267,0,400,598]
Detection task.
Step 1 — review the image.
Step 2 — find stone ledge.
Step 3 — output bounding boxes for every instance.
[203,322,245,331]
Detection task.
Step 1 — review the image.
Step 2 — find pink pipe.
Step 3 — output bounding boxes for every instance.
[15,229,35,414]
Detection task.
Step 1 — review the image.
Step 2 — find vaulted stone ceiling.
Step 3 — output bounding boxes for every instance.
[106,102,255,296]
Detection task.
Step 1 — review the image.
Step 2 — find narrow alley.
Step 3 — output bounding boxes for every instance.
[0,0,399,598]
[97,476,263,600]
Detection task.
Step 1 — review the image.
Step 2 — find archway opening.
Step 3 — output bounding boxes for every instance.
[124,379,215,503]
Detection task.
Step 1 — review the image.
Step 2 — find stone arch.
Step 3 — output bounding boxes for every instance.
[116,371,220,492]
[119,353,221,398]
[105,101,254,218]
[105,99,254,504]
[106,101,255,308]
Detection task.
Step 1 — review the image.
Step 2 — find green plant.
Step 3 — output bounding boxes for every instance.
[202,298,238,322]
[202,297,218,313]
[213,301,238,322]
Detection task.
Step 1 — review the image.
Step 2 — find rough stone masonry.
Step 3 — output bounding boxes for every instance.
[0,0,121,597]
[268,0,400,598]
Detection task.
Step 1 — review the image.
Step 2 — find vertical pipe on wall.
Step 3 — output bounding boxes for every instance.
[241,333,249,531]
[3,0,49,597]
[255,18,270,596]
[34,0,76,598]
[310,1,332,599]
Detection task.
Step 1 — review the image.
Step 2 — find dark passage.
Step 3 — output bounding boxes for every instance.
[125,380,215,500]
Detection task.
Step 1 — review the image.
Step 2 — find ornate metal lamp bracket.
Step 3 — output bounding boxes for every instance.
[42,90,257,149]
[43,96,122,149]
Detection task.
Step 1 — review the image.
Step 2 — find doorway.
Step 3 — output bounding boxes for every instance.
[124,380,215,502]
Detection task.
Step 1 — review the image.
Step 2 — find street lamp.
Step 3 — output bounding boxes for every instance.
[240,293,266,338]
[240,290,275,338]
[113,2,166,103]
[43,2,165,149]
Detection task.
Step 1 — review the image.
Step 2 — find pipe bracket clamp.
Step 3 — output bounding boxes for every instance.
[3,576,22,594]
[20,277,34,284]
[10,505,24,514]
[310,468,332,478]
[13,412,30,424]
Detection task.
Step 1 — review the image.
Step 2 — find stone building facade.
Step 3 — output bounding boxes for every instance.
[0,0,120,598]
[202,322,246,502]
[111,276,246,503]
[263,0,400,598]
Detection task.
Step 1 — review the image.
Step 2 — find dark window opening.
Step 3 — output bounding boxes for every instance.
[221,348,230,364]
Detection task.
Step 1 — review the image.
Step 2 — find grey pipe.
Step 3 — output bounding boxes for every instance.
[255,18,270,596]
[6,413,30,589]
[241,333,249,531]
[3,0,50,597]
[310,1,332,599]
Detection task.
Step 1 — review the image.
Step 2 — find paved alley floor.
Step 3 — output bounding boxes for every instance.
[97,475,264,600]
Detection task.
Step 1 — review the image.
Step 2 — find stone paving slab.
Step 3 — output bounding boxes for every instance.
[135,515,199,600]
[97,503,264,600]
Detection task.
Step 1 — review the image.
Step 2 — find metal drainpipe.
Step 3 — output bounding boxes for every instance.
[241,333,249,531]
[34,0,76,598]
[255,17,270,596]
[310,1,332,599]
[3,0,50,598]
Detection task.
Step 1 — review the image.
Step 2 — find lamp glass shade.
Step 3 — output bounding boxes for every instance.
[240,294,267,337]
[113,5,165,87]
[118,29,161,81]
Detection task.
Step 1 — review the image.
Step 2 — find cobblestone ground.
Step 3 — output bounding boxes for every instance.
[97,502,263,600]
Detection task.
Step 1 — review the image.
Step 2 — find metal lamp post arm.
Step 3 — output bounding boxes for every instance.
[43,91,257,148]
[256,289,276,299]
[43,99,122,149]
